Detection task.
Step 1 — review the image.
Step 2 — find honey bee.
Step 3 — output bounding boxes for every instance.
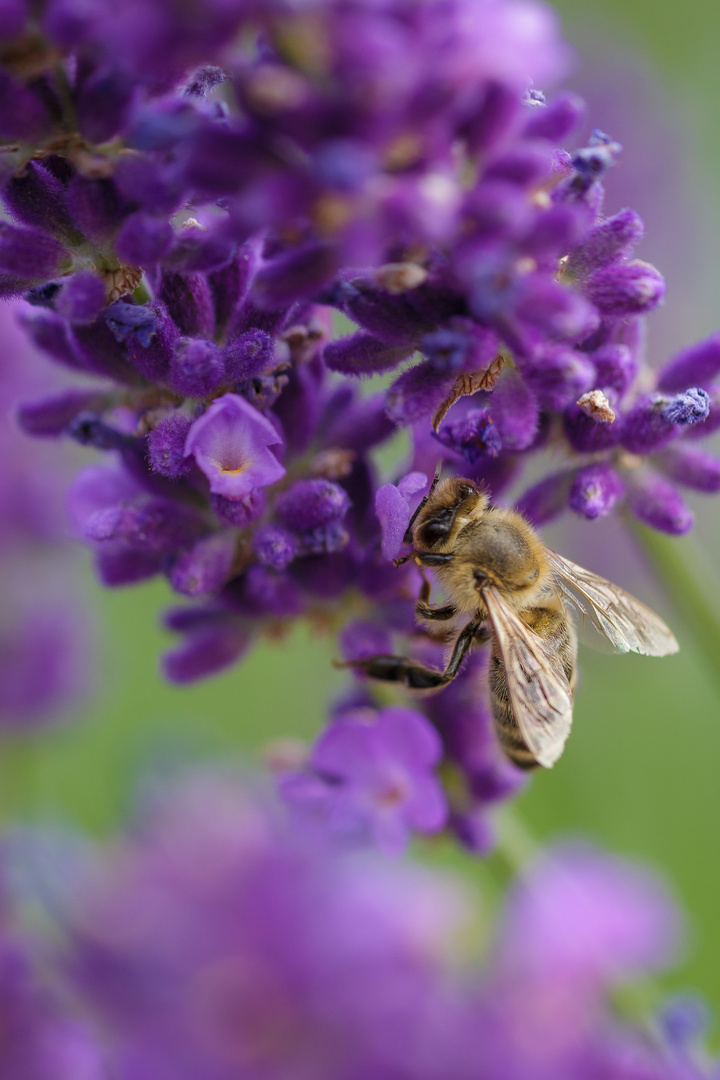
[349,474,679,769]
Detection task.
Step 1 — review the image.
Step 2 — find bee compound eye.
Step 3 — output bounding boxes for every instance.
[422,520,450,544]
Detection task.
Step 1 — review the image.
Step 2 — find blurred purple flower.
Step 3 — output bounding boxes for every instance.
[282,705,448,854]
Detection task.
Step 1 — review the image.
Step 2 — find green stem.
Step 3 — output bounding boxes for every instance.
[628,521,720,692]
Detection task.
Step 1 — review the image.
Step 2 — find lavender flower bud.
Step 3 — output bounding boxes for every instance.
[128,300,177,381]
[252,241,336,309]
[339,619,394,661]
[490,369,540,450]
[55,272,106,325]
[658,333,720,392]
[147,413,194,478]
[521,345,595,411]
[17,389,111,437]
[84,497,206,551]
[590,343,638,395]
[66,176,130,241]
[655,444,720,493]
[385,360,455,425]
[565,209,644,279]
[524,91,585,141]
[253,524,297,571]
[72,319,144,384]
[622,390,708,455]
[434,408,502,463]
[243,564,304,617]
[0,223,69,280]
[17,308,86,373]
[584,260,666,316]
[3,162,77,239]
[169,337,225,397]
[223,329,276,382]
[75,69,135,144]
[115,211,174,265]
[170,531,237,596]
[564,402,622,453]
[275,479,350,533]
[629,474,693,535]
[163,623,250,683]
[211,489,267,527]
[324,332,414,375]
[104,301,157,347]
[516,471,573,526]
[96,544,164,586]
[159,272,215,338]
[568,462,624,520]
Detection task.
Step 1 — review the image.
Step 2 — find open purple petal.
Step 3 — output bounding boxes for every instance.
[184,392,285,497]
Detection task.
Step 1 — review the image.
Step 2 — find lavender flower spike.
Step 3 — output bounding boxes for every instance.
[184,393,285,497]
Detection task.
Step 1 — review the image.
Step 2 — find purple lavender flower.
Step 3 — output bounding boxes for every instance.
[184,393,285,498]
[282,705,448,854]
[1,0,720,848]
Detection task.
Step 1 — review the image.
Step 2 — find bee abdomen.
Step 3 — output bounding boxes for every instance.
[489,607,577,770]
[489,656,539,770]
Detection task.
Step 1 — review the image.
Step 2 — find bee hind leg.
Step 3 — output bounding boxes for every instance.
[339,616,483,690]
[338,654,454,689]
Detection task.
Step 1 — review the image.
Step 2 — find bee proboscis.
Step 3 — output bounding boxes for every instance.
[348,474,678,769]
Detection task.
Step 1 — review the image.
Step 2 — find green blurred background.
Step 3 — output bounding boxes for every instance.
[10,0,720,1018]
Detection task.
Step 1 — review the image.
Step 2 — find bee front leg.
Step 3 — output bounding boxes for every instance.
[415,570,457,622]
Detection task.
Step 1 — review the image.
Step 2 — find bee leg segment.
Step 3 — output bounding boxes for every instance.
[414,552,454,568]
[415,601,456,621]
[415,569,457,621]
[338,654,452,689]
[341,616,482,690]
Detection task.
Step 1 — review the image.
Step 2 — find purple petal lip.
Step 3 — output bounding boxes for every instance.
[184,392,285,497]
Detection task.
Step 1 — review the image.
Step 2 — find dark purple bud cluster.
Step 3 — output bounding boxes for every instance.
[3,0,720,848]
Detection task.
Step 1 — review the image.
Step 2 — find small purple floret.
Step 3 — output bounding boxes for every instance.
[55,272,106,324]
[434,408,502,463]
[185,393,285,497]
[147,412,193,478]
[169,336,225,397]
[253,523,297,570]
[275,478,350,533]
[568,462,624,520]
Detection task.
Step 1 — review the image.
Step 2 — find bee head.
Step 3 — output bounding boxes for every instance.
[414,478,487,550]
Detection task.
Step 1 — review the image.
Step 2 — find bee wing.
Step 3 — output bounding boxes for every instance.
[482,587,573,769]
[547,550,679,657]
